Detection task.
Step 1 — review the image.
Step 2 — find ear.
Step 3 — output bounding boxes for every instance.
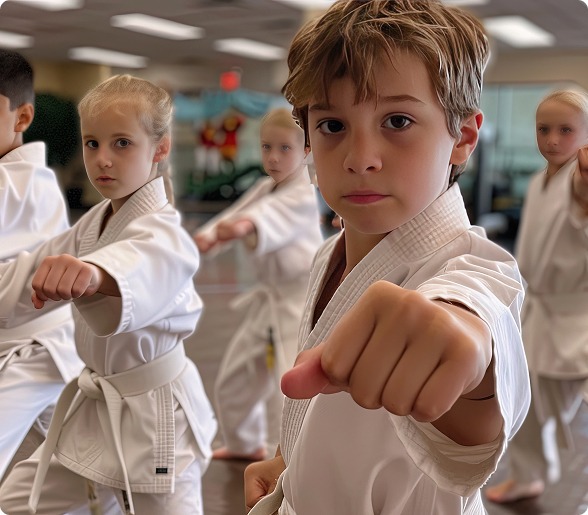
[450,111,483,166]
[304,145,310,157]
[14,103,34,133]
[153,135,171,163]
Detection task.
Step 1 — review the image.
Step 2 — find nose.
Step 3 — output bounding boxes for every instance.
[546,132,559,147]
[96,149,112,169]
[343,131,382,174]
[268,150,279,164]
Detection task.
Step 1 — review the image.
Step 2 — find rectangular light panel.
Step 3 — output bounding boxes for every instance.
[0,29,33,48]
[68,47,148,68]
[7,0,83,10]
[214,38,286,61]
[110,14,204,41]
[484,16,555,47]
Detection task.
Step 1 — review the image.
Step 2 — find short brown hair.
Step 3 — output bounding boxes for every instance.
[282,0,490,183]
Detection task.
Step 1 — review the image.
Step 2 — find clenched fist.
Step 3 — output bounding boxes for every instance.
[31,254,106,309]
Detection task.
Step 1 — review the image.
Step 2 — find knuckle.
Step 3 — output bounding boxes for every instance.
[349,388,381,410]
[381,397,412,417]
[323,364,347,388]
[412,399,444,423]
[70,286,85,299]
[56,286,72,300]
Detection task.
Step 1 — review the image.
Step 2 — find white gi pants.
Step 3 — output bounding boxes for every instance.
[0,344,64,481]
[508,375,585,484]
[0,446,204,515]
[214,315,283,455]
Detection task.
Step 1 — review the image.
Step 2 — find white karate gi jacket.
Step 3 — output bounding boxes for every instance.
[515,158,588,379]
[253,184,530,515]
[0,177,216,496]
[0,141,80,382]
[196,170,323,373]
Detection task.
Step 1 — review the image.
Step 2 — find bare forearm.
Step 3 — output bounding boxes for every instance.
[432,301,501,445]
[95,265,121,297]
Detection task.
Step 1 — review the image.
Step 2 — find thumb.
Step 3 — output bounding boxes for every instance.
[281,344,342,399]
[31,291,46,310]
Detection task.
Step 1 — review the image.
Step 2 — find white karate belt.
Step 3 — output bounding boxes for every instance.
[28,343,188,515]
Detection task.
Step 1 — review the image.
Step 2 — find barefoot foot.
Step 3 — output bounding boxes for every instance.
[212,446,267,461]
[485,479,544,504]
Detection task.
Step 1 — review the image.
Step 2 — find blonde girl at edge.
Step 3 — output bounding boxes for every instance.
[0,74,217,515]
[486,89,588,504]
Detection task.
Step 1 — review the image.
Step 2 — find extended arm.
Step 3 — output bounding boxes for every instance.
[281,282,499,446]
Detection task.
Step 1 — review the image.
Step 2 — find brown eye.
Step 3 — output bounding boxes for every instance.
[384,115,412,130]
[318,120,344,134]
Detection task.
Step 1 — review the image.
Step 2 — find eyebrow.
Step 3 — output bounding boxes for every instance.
[309,94,425,112]
[82,132,133,139]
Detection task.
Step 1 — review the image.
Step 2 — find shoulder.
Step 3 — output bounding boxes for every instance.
[127,205,197,250]
[1,142,48,167]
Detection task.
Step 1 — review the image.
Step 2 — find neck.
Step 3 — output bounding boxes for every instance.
[275,166,304,189]
[1,136,24,159]
[546,155,575,178]
[342,225,388,279]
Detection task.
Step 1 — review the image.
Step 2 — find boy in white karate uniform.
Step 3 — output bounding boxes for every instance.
[245,1,530,514]
[486,90,588,503]
[194,108,323,460]
[0,75,216,515]
[0,49,83,482]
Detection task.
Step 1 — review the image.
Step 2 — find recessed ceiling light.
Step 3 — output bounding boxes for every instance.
[7,0,83,11]
[68,47,148,68]
[214,38,286,61]
[0,29,33,48]
[110,14,204,41]
[271,0,336,8]
[484,16,555,48]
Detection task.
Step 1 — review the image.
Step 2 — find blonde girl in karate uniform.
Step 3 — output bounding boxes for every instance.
[0,74,216,515]
[194,108,323,461]
[486,89,588,504]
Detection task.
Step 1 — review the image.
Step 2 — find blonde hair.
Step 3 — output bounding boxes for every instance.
[282,0,489,184]
[538,89,588,121]
[78,74,175,203]
[260,107,305,145]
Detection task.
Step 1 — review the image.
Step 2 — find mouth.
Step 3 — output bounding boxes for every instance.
[343,191,387,204]
[96,176,114,183]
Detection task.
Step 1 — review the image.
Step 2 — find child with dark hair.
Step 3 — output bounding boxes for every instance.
[0,48,83,483]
